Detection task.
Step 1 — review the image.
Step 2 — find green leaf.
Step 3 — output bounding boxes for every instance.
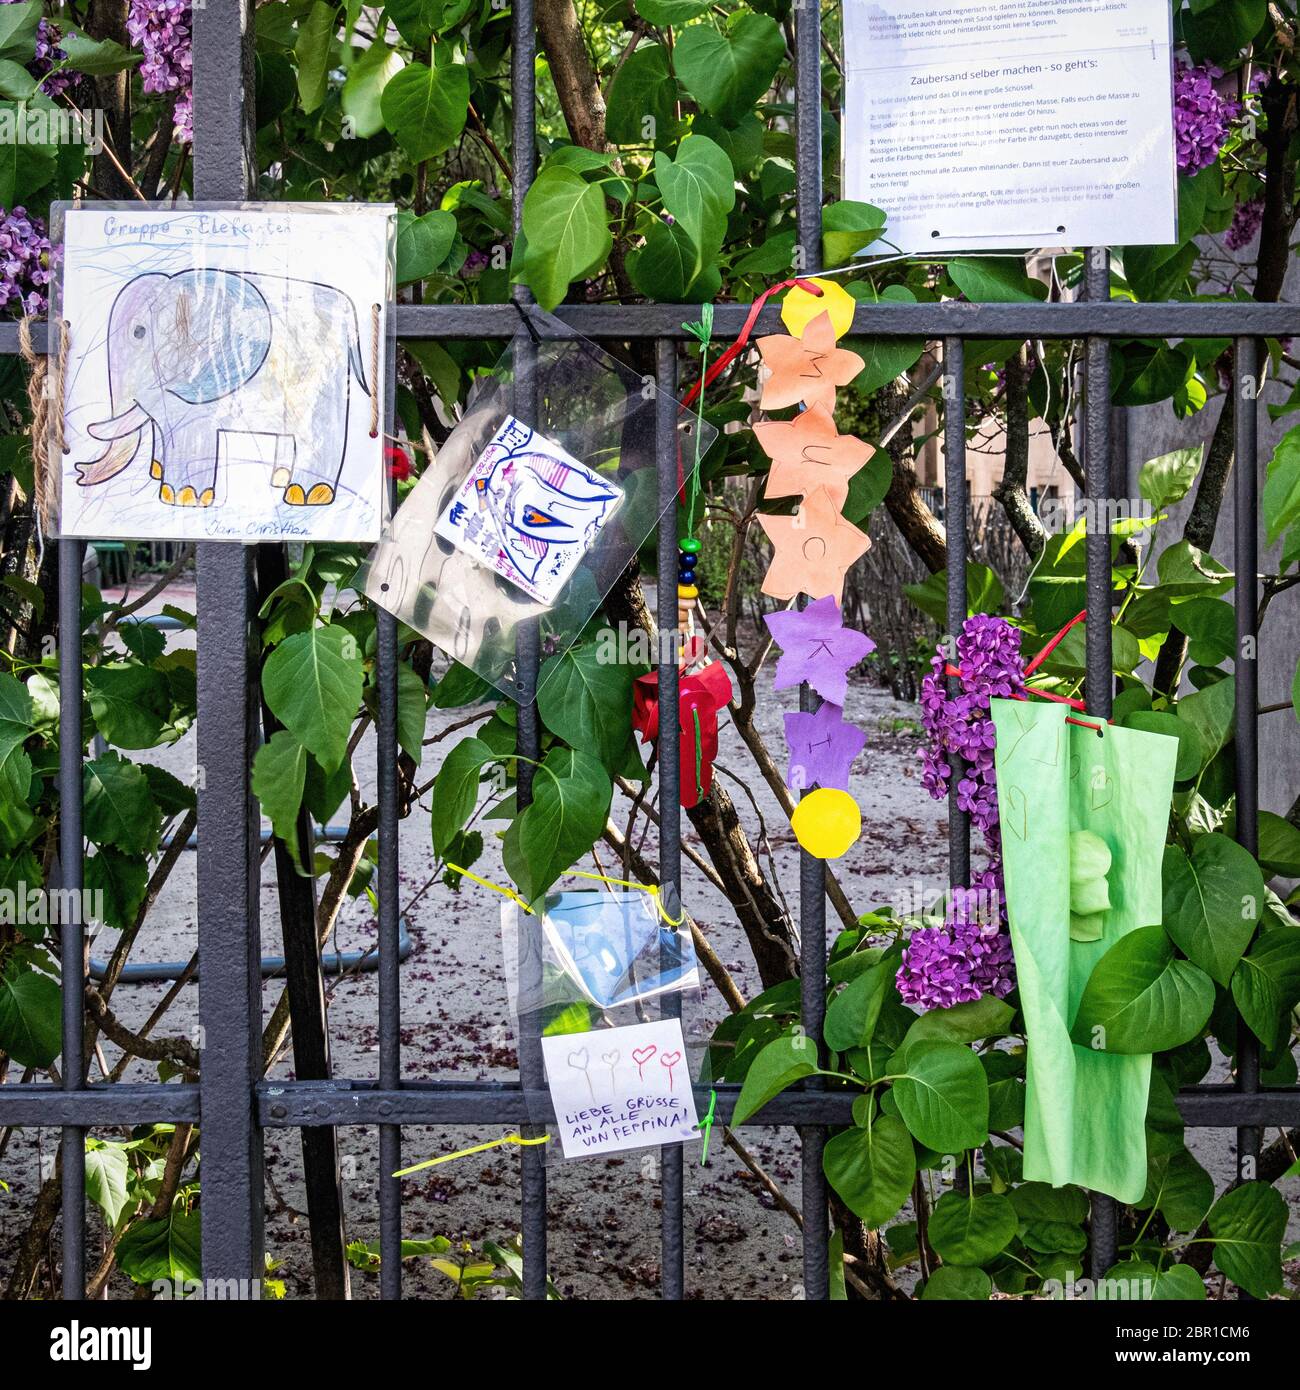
[85,663,169,749]
[1263,423,1300,546]
[1174,675,1235,770]
[381,59,470,163]
[891,1040,989,1152]
[822,1111,915,1228]
[430,736,497,859]
[824,954,897,1052]
[519,166,612,311]
[844,336,926,398]
[821,200,887,266]
[252,732,308,868]
[842,452,892,527]
[627,217,712,301]
[898,995,1015,1051]
[536,643,636,771]
[919,1265,992,1300]
[83,753,157,856]
[1156,540,1234,596]
[1070,924,1215,1053]
[1138,447,1202,511]
[605,43,676,146]
[673,12,785,123]
[1162,834,1264,986]
[1207,1182,1286,1298]
[501,747,612,902]
[386,0,441,45]
[85,1139,132,1227]
[1123,712,1201,783]
[1102,1259,1206,1300]
[0,964,60,1068]
[731,1032,820,1127]
[1143,1148,1214,1232]
[653,135,735,271]
[1230,925,1300,1050]
[904,563,1004,627]
[295,1,338,115]
[1183,0,1269,65]
[59,30,143,77]
[85,846,149,931]
[1258,811,1300,877]
[262,625,364,774]
[0,59,35,100]
[396,209,457,285]
[929,1191,1017,1265]
[396,660,428,763]
[118,1208,202,1285]
[0,2,40,61]
[634,0,710,21]
[948,258,1043,302]
[341,36,404,138]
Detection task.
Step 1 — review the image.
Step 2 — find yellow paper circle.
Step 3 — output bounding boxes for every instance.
[791,788,862,860]
[781,277,856,341]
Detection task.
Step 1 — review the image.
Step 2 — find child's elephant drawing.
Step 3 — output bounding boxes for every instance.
[75,268,371,508]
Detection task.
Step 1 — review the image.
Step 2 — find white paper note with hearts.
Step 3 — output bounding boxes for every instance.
[541,1019,698,1159]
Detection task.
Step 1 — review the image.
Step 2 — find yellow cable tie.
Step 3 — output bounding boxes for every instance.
[392,1133,550,1178]
[447,863,685,927]
[445,863,535,914]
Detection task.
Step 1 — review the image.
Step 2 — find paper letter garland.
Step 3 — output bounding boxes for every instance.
[750,287,881,859]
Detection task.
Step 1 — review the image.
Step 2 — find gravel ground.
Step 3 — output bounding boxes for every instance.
[1,572,1296,1300]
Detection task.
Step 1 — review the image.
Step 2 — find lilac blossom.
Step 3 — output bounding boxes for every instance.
[127,1,192,144]
[1224,196,1264,252]
[0,0,76,97]
[896,866,1016,1010]
[1173,61,1241,174]
[0,206,52,317]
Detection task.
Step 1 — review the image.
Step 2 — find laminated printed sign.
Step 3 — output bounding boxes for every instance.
[433,416,623,604]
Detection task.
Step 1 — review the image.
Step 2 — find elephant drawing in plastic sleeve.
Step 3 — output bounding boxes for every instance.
[73,268,371,508]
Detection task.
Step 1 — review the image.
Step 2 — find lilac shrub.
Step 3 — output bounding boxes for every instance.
[0,207,52,317]
[127,0,193,143]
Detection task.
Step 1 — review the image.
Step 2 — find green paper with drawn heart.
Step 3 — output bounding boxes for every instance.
[991,699,1178,1203]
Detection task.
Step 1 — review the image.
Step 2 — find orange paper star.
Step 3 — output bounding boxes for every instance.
[754,403,876,510]
[757,487,871,604]
[756,311,865,412]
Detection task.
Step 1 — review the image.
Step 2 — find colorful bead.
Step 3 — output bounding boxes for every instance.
[679,537,702,554]
[680,552,698,569]
[677,583,699,600]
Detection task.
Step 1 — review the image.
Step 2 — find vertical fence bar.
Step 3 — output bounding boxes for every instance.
[58,534,85,1299]
[1232,336,1260,1299]
[377,604,402,1299]
[194,0,265,1290]
[1082,247,1117,1279]
[510,0,546,1300]
[943,340,970,888]
[655,340,685,1300]
[794,0,829,1302]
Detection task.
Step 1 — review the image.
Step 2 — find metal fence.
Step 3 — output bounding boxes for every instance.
[1,1,1298,1302]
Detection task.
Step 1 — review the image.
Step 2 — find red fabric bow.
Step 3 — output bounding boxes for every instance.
[632,661,733,809]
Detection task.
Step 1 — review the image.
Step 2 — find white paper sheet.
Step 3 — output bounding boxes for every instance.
[56,205,392,542]
[842,0,1176,253]
[541,1019,699,1159]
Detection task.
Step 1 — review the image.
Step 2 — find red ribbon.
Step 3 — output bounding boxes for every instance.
[632,660,734,809]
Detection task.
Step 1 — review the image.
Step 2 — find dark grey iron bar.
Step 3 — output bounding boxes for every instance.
[58,536,86,1299]
[655,339,685,1300]
[1233,337,1261,1300]
[1082,248,1118,1280]
[510,0,546,1302]
[193,0,265,1291]
[794,0,830,1303]
[943,338,971,888]
[251,1081,1300,1129]
[377,607,402,1300]
[6,305,1296,361]
[0,1084,201,1126]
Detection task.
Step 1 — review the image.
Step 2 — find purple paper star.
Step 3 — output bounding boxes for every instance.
[764,594,875,706]
[784,702,867,792]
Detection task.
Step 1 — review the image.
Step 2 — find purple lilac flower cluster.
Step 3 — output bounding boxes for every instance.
[0,206,52,317]
[1224,196,1264,251]
[1174,61,1241,175]
[127,0,193,144]
[0,0,74,97]
[901,616,1026,1010]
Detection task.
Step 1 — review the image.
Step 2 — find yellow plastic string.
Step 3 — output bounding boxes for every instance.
[392,1133,550,1178]
[445,864,685,926]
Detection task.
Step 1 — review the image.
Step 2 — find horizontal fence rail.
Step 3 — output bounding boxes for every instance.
[0,0,1294,1304]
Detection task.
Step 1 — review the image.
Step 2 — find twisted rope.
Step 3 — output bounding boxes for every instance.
[18,316,67,546]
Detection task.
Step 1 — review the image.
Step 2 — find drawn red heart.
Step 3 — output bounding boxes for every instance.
[659,1051,682,1068]
[631,1045,657,1067]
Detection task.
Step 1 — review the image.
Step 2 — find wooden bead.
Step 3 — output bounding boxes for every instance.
[677,583,699,600]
